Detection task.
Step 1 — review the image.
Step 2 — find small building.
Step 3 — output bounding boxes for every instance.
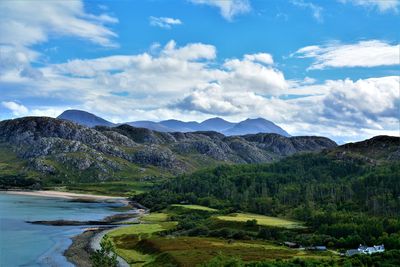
[346,244,385,256]
[363,245,385,254]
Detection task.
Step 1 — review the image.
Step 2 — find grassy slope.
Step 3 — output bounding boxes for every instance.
[0,142,166,195]
[171,204,218,212]
[215,213,305,229]
[107,207,334,267]
[107,212,177,266]
[143,237,336,267]
[0,144,41,187]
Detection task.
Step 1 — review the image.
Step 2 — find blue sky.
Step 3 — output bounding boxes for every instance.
[0,0,399,142]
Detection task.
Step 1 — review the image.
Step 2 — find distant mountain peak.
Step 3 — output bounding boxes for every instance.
[56,109,290,137]
[223,117,290,137]
[57,109,114,128]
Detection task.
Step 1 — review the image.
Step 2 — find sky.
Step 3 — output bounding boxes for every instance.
[0,0,399,143]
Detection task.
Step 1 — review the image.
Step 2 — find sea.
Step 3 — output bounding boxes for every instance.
[0,193,122,267]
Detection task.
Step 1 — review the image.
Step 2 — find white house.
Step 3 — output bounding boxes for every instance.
[346,244,385,257]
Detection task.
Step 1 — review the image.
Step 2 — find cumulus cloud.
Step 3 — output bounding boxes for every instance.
[174,82,291,121]
[1,38,398,142]
[1,101,29,116]
[149,16,182,29]
[190,0,251,21]
[244,53,274,65]
[321,76,399,125]
[46,42,285,101]
[339,0,399,12]
[293,40,400,69]
[222,55,287,94]
[161,40,216,60]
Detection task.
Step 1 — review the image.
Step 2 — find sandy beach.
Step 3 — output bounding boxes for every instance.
[3,190,126,202]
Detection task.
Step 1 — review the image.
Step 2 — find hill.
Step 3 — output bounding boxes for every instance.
[132,136,400,256]
[58,110,115,127]
[135,135,400,215]
[223,118,290,137]
[0,117,335,188]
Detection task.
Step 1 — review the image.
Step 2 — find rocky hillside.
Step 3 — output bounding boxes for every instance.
[0,117,336,185]
[326,135,400,163]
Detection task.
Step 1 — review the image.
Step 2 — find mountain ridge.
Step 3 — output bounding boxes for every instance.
[0,116,336,186]
[57,109,290,136]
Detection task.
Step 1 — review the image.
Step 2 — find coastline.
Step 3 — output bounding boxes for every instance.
[3,189,137,267]
[2,190,125,202]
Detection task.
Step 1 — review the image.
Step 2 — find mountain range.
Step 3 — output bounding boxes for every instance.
[58,110,290,137]
[0,116,335,187]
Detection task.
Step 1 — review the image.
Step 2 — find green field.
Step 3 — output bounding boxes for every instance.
[137,237,336,267]
[140,212,169,223]
[108,212,177,266]
[108,220,177,238]
[63,181,155,196]
[170,204,218,212]
[215,213,305,229]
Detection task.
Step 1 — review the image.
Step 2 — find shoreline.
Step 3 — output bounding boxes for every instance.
[2,190,125,202]
[3,189,136,267]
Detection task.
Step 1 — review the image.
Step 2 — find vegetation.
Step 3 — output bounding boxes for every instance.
[1,125,398,266]
[215,213,304,229]
[202,250,400,267]
[90,236,118,267]
[171,204,218,212]
[107,212,177,266]
[128,152,400,265]
[0,144,40,189]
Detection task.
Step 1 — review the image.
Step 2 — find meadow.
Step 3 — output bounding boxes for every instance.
[215,213,305,229]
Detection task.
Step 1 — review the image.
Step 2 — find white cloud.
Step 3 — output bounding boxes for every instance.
[174,82,291,121]
[291,0,323,22]
[244,53,274,65]
[321,76,399,124]
[222,55,288,94]
[149,16,182,29]
[0,1,118,48]
[293,40,400,69]
[339,0,399,12]
[2,101,29,116]
[161,40,216,60]
[0,0,119,93]
[0,38,398,142]
[190,0,251,21]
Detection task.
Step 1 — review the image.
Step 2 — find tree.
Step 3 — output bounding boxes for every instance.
[90,236,118,267]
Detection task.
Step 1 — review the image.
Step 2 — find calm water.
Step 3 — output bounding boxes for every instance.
[0,193,122,267]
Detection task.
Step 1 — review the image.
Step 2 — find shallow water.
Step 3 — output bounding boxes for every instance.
[0,193,122,267]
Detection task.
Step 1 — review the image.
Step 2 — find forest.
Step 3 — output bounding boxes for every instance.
[132,152,400,251]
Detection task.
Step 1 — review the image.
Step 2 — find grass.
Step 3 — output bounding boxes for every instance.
[108,223,172,237]
[139,237,336,267]
[215,213,305,229]
[107,212,177,266]
[64,181,155,197]
[140,212,169,223]
[170,204,218,212]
